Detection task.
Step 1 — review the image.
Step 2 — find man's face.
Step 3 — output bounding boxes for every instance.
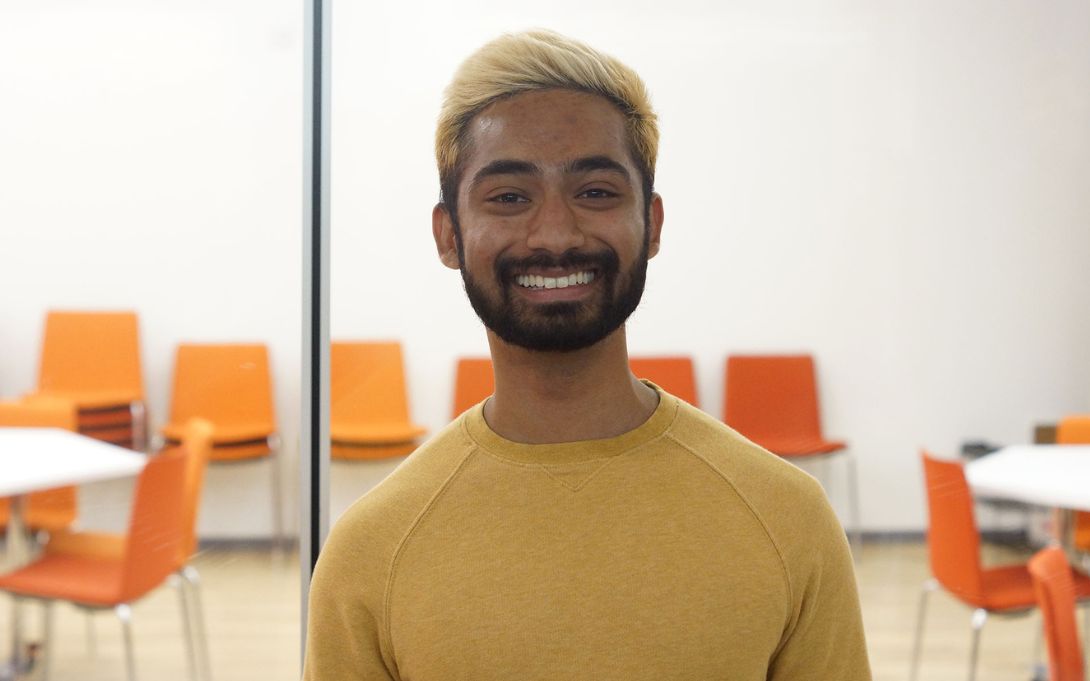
[433,89,664,352]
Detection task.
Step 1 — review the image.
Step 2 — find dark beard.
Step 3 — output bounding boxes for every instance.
[456,228,650,353]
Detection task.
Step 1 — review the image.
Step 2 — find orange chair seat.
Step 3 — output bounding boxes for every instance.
[0,554,127,607]
[752,436,846,457]
[208,440,273,461]
[332,441,418,460]
[0,487,78,533]
[45,530,125,560]
[331,422,426,444]
[77,408,136,429]
[162,421,274,444]
[0,505,77,534]
[81,424,136,442]
[29,389,142,410]
[957,564,1090,612]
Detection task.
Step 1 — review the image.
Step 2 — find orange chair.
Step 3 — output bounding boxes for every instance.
[629,356,699,407]
[0,447,189,681]
[450,356,700,415]
[160,343,283,545]
[1029,547,1086,681]
[723,354,860,545]
[330,341,427,460]
[0,398,79,533]
[1057,416,1090,552]
[25,311,147,450]
[911,452,1090,681]
[45,419,215,681]
[451,357,495,419]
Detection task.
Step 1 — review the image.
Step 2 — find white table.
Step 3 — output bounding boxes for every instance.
[966,444,1090,512]
[0,427,145,680]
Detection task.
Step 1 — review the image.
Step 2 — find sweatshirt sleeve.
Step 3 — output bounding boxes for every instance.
[302,513,398,681]
[768,476,872,681]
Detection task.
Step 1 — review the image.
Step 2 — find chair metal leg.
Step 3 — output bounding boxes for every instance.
[41,601,54,681]
[172,575,199,681]
[182,566,212,681]
[86,612,97,657]
[10,595,24,676]
[1031,612,1046,681]
[269,434,285,558]
[130,401,148,453]
[968,608,988,681]
[1083,602,1089,678]
[115,603,137,681]
[909,578,938,681]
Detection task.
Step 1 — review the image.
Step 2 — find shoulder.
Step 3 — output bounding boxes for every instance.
[663,398,845,560]
[312,415,478,602]
[665,399,827,511]
[322,415,477,558]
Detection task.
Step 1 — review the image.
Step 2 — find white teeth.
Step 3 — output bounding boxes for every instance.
[516,270,595,289]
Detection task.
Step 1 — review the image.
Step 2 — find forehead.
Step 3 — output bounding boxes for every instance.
[461,89,633,177]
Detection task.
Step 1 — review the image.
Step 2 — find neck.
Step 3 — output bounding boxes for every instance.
[483,327,660,444]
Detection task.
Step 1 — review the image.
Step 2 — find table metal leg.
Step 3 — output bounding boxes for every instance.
[4,497,30,680]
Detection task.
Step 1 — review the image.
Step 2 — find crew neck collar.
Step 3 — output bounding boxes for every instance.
[463,381,678,465]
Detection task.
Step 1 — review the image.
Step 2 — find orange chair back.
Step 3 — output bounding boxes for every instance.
[1057,415,1090,551]
[724,354,825,447]
[178,419,213,563]
[331,342,413,427]
[1057,416,1090,445]
[1029,547,1085,681]
[168,344,276,437]
[452,357,495,418]
[119,449,187,603]
[921,452,985,605]
[37,311,143,400]
[0,398,79,531]
[629,356,699,406]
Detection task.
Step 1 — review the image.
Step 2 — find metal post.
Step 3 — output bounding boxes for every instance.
[300,0,331,671]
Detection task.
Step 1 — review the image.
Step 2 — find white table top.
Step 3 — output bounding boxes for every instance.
[966,444,1090,512]
[0,427,146,497]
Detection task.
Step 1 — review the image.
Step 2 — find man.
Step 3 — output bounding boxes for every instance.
[304,30,871,680]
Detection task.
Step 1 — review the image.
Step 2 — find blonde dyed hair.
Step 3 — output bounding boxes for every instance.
[436,30,659,213]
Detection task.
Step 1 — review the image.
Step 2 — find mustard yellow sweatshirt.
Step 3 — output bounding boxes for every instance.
[304,387,871,680]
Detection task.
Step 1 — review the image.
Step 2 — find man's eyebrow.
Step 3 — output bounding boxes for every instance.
[470,159,540,187]
[567,155,631,180]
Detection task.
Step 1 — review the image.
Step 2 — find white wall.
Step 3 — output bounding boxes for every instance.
[2,0,1088,537]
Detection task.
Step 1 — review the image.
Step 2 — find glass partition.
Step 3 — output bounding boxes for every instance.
[0,1,302,678]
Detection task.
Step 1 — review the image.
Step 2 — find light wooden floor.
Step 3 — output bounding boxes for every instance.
[4,540,1061,680]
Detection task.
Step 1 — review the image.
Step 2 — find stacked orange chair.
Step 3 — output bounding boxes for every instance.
[45,419,215,681]
[160,343,283,546]
[0,445,190,681]
[629,356,699,407]
[1057,416,1090,552]
[1029,547,1087,681]
[0,398,79,534]
[330,341,426,460]
[24,311,146,450]
[450,356,697,418]
[911,453,1090,681]
[451,357,495,419]
[723,354,860,546]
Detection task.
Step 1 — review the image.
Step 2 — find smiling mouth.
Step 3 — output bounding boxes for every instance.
[514,270,596,290]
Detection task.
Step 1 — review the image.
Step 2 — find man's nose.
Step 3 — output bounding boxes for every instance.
[525,194,586,253]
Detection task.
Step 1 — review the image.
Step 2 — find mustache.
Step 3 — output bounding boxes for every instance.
[494,250,620,282]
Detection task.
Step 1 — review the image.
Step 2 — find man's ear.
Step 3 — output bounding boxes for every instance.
[432,203,461,270]
[647,192,664,259]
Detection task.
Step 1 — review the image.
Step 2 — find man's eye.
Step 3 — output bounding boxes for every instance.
[579,188,618,199]
[489,192,527,204]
